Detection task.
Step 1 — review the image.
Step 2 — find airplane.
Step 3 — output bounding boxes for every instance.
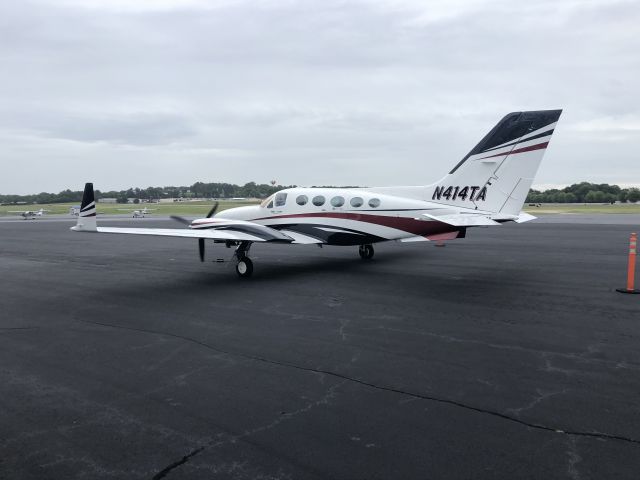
[71,109,562,278]
[117,206,156,218]
[10,208,49,220]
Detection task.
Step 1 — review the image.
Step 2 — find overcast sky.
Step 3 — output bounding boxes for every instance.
[1,0,639,194]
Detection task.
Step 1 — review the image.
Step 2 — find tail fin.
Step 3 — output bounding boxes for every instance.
[426,109,562,215]
[71,183,97,232]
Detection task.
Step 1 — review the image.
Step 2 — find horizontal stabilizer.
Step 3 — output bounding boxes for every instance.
[488,212,537,223]
[514,212,537,223]
[422,213,500,227]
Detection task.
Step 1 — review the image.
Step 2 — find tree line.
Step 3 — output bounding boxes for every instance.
[1,181,639,205]
[526,182,640,204]
[0,182,293,205]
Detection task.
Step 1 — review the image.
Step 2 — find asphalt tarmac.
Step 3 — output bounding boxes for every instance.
[1,216,639,479]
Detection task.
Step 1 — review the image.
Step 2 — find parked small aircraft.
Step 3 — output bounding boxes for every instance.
[72,109,562,277]
[10,208,49,219]
[118,207,156,218]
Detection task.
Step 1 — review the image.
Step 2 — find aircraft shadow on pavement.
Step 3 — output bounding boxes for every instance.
[87,248,526,309]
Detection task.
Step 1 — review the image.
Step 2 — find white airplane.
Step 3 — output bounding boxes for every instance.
[72,109,562,278]
[10,208,49,219]
[118,206,156,218]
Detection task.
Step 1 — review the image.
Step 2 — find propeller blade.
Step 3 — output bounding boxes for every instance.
[206,202,219,218]
[198,238,205,262]
[170,215,191,226]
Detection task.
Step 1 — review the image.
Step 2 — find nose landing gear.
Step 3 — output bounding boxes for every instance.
[359,244,374,260]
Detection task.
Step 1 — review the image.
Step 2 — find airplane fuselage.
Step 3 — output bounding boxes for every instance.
[200,188,481,246]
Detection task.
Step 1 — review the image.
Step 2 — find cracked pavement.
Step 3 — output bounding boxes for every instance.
[1,217,640,479]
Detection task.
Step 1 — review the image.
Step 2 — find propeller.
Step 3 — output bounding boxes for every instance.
[170,203,219,262]
[206,202,219,218]
[170,215,191,225]
[198,238,205,262]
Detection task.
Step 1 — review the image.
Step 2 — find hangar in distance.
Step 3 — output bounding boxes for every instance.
[72,109,562,277]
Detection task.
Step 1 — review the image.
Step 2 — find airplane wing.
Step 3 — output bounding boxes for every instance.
[94,223,295,243]
[71,183,318,244]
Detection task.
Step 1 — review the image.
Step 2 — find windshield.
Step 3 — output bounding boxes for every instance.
[260,195,275,208]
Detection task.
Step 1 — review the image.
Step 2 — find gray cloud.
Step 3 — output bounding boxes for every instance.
[0,0,638,193]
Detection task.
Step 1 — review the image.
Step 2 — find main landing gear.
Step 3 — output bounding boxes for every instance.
[359,244,374,260]
[234,241,254,278]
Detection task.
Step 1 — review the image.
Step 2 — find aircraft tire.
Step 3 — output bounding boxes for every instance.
[236,258,254,278]
[359,244,374,260]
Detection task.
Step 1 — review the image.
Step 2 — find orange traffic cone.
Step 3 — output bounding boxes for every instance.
[617,233,639,294]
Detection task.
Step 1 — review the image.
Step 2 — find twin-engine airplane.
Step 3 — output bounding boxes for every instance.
[10,208,49,219]
[72,109,562,278]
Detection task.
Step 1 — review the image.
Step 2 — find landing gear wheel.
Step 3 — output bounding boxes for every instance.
[236,257,254,278]
[359,244,374,260]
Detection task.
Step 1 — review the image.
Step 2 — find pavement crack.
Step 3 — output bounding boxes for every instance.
[151,446,206,480]
[0,326,39,331]
[80,319,640,448]
[505,388,569,416]
[337,317,350,341]
[566,437,583,479]
[148,382,343,479]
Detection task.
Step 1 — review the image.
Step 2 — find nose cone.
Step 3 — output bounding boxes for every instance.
[216,205,261,221]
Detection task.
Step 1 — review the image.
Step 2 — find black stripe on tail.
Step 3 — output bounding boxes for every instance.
[80,183,95,210]
[450,109,562,174]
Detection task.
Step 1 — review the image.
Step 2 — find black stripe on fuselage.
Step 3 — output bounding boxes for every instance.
[271,223,386,246]
[343,208,434,212]
[193,224,293,242]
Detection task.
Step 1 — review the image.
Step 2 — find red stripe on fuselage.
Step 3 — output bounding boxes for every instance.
[253,212,456,237]
[478,141,548,160]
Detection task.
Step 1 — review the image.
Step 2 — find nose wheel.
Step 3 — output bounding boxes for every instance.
[359,244,374,260]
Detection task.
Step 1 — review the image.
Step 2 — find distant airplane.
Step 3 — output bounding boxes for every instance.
[10,208,49,220]
[72,109,562,278]
[118,207,156,218]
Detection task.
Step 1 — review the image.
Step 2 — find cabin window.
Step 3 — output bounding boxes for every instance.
[312,195,325,206]
[330,196,345,207]
[275,192,288,207]
[369,198,381,208]
[350,197,363,208]
[296,195,308,206]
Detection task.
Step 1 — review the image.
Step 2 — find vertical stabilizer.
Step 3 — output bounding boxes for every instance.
[71,183,97,232]
[426,110,562,214]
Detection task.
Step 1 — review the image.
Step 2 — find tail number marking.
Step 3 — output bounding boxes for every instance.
[432,186,487,202]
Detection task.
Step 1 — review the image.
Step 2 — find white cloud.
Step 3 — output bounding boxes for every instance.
[0,0,639,193]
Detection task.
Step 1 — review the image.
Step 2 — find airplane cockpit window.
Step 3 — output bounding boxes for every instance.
[260,195,274,208]
[350,197,363,208]
[312,195,325,206]
[330,196,345,207]
[369,198,381,208]
[275,193,288,207]
[296,195,308,206]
